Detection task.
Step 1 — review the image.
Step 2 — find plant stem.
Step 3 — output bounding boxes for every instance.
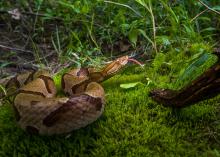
[198,0,220,16]
[104,0,143,17]
[190,8,208,22]
[148,2,157,53]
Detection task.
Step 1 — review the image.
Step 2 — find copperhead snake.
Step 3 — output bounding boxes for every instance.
[1,56,139,135]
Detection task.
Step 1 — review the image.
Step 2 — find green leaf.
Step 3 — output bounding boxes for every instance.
[200,27,216,33]
[198,17,211,22]
[212,6,220,11]
[0,85,7,96]
[138,29,154,46]
[120,82,142,89]
[156,36,171,46]
[175,52,217,86]
[128,29,139,47]
[146,77,153,86]
[160,0,179,23]
[135,0,146,8]
[0,62,13,68]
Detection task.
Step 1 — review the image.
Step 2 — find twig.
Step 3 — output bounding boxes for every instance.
[190,8,208,22]
[52,62,73,75]
[198,0,220,15]
[0,44,33,53]
[0,10,61,20]
[87,13,99,48]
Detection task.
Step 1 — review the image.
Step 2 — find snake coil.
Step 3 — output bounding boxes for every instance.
[1,56,131,135]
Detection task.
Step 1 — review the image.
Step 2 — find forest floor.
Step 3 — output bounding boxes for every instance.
[1,65,220,157]
[1,1,220,156]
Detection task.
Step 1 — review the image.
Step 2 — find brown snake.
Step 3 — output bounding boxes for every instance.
[1,56,138,135]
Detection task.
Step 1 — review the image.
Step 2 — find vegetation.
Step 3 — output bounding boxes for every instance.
[1,0,219,70]
[0,0,220,156]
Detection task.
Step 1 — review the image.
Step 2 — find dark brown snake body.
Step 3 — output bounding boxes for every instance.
[1,56,132,135]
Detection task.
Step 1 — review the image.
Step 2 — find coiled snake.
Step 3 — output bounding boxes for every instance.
[1,56,138,135]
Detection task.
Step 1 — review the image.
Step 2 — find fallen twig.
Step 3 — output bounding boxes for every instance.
[191,1,220,22]
[0,9,61,20]
[198,0,220,16]
[190,8,208,22]
[0,44,33,53]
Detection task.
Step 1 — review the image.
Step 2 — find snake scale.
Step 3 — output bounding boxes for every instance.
[1,56,138,135]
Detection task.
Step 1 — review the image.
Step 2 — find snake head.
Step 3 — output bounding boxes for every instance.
[101,56,129,77]
[101,55,143,79]
[115,55,130,66]
[89,55,143,82]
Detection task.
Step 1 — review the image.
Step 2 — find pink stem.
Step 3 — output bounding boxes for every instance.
[128,58,144,66]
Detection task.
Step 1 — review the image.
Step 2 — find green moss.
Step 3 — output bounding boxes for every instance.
[1,61,220,156]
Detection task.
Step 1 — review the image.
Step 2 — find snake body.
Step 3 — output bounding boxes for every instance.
[3,56,130,135]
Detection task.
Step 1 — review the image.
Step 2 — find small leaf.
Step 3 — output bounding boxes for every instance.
[120,82,142,89]
[0,85,7,97]
[175,52,217,86]
[198,17,211,22]
[146,78,153,86]
[0,62,13,68]
[212,6,220,11]
[156,36,171,46]
[201,27,216,32]
[128,29,139,47]
[138,29,154,46]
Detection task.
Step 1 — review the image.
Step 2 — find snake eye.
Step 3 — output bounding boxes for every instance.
[116,56,129,65]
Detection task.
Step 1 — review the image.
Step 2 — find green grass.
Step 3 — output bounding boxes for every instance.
[1,64,220,157]
[1,1,219,68]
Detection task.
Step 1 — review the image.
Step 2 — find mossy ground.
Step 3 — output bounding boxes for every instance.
[1,60,220,157]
